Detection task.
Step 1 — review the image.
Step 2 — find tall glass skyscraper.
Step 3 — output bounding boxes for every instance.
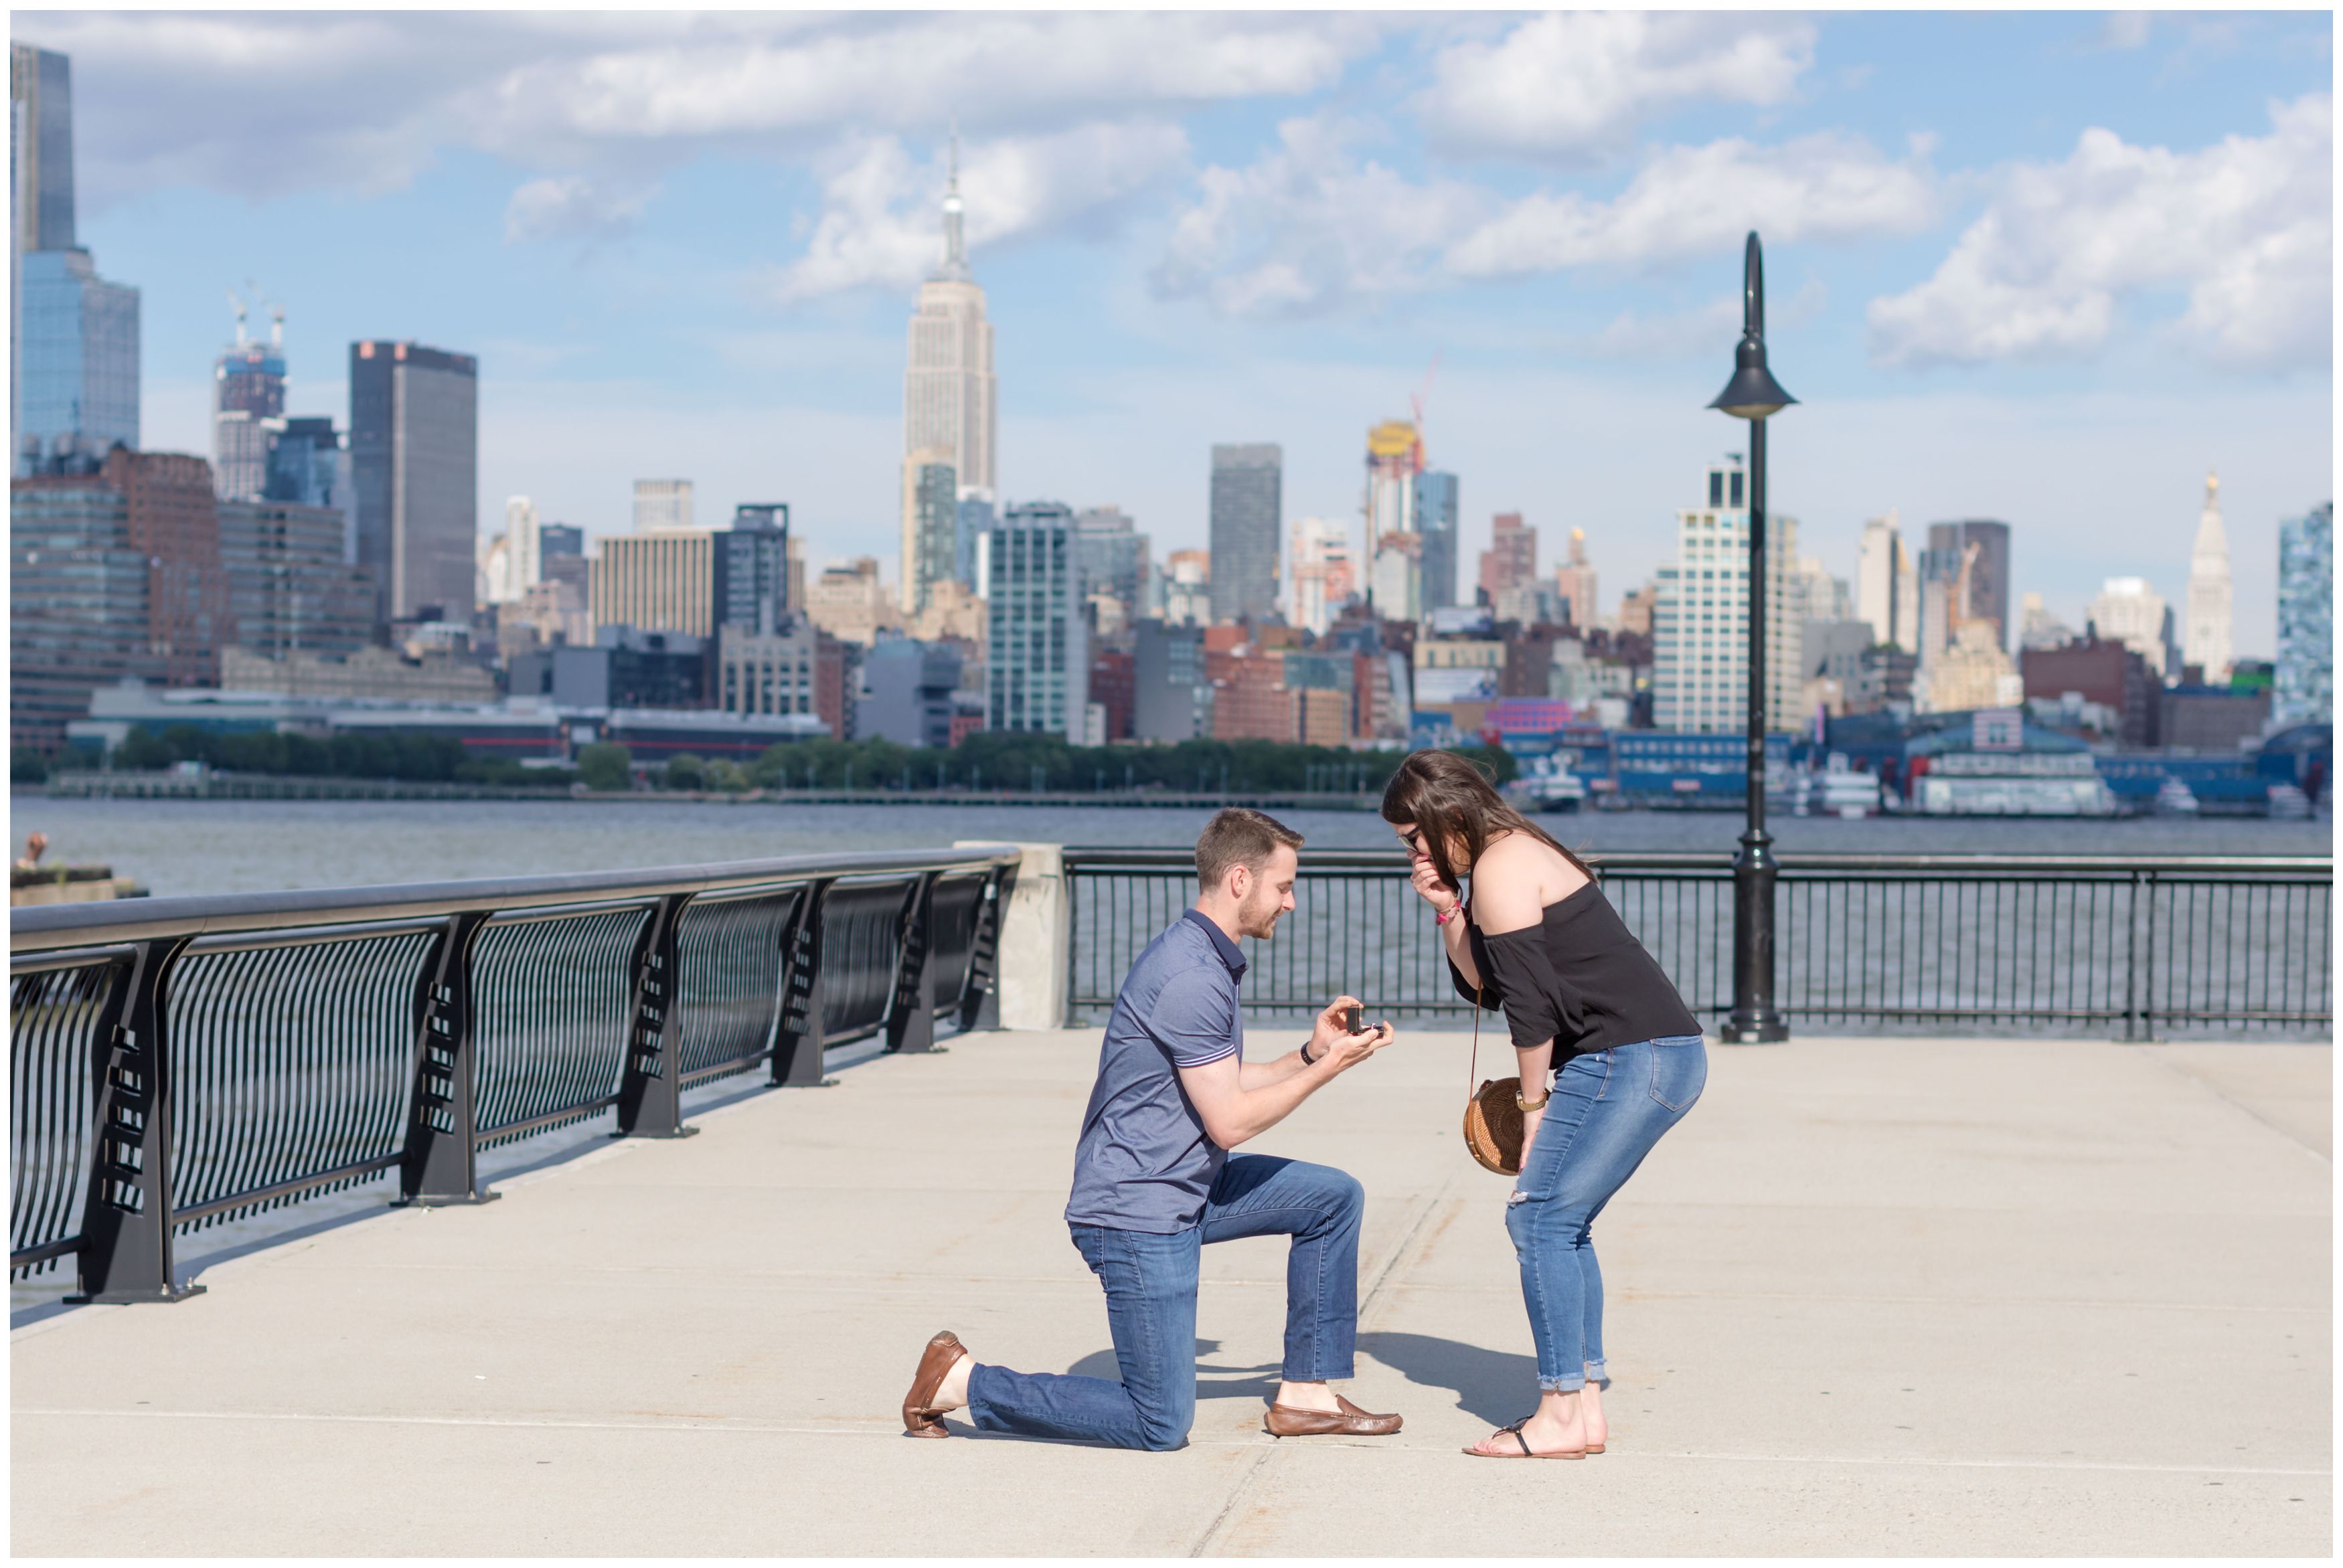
[349,339,477,626]
[981,501,1086,738]
[901,451,958,615]
[955,494,994,592]
[1075,505,1148,624]
[262,415,353,562]
[1412,469,1459,611]
[2275,502,2332,726]
[12,43,139,476]
[17,248,137,470]
[1208,443,1281,624]
[718,503,793,634]
[11,45,74,254]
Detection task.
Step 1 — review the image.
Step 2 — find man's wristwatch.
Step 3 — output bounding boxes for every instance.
[1299,1037,1321,1065]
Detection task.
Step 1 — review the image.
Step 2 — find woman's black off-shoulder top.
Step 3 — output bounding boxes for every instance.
[1449,882,1702,1059]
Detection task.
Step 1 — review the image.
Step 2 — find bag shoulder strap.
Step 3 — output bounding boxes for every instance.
[1463,901,1483,1100]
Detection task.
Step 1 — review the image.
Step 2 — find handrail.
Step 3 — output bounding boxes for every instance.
[10,843,1022,1297]
[11,843,1026,954]
[1062,847,2332,1039]
[1060,846,2334,876]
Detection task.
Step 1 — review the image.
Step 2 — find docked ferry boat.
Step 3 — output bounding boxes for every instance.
[1913,752,2117,816]
[1803,754,1884,818]
[1511,755,1588,812]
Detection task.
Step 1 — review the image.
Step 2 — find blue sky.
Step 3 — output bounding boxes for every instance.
[22,9,2334,655]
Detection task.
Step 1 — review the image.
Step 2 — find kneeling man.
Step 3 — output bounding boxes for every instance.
[900,808,1402,1448]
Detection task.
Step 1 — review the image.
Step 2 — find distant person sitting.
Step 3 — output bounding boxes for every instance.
[15,831,48,873]
[898,807,1403,1448]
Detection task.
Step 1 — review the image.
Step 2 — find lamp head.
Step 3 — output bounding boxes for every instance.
[1709,230,1795,421]
[1710,337,1795,421]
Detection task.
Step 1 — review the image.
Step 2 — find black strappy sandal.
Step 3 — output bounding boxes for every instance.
[1461,1417,1587,1460]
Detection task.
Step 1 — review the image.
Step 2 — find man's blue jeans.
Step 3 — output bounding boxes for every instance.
[1507,1035,1707,1393]
[965,1154,1364,1450]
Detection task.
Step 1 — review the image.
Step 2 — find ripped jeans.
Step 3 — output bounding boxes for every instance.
[1506,1035,1706,1393]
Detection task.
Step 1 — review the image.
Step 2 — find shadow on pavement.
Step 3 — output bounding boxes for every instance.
[1066,1338,1281,1405]
[1360,1330,1537,1425]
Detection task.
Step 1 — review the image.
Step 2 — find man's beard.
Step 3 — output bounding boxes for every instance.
[1236,889,1283,940]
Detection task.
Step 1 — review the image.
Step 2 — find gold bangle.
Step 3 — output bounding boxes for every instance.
[1516,1087,1550,1112]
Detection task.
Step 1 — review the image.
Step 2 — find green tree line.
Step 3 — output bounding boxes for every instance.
[102,725,574,788]
[76,723,1514,797]
[659,733,1515,793]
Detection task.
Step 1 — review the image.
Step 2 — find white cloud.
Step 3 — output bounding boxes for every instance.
[1151,116,1489,318]
[1583,276,1826,359]
[1414,13,1815,160]
[17,11,1376,206]
[503,175,657,244]
[484,13,1373,152]
[2095,11,2155,50]
[1447,132,1943,277]
[762,122,1191,302]
[1866,95,2332,371]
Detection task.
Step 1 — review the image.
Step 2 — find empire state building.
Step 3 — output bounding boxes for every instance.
[2186,470,2234,683]
[902,137,995,616]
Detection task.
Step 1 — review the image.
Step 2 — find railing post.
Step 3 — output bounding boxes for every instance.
[398,911,497,1206]
[771,879,834,1087]
[69,936,204,1304]
[2139,867,2160,1044]
[957,869,1004,1032]
[987,845,1067,1030]
[887,873,942,1054]
[616,894,698,1138]
[2121,871,2142,1042]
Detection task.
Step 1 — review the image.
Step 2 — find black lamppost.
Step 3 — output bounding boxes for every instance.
[1708,231,1794,1044]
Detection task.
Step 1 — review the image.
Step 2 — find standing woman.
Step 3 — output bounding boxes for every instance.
[1381,750,1707,1461]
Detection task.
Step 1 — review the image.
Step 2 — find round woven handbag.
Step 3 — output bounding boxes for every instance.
[1461,978,1526,1177]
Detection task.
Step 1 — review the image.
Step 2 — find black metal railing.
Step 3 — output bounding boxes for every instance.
[1064,848,2332,1041]
[9,845,1018,1299]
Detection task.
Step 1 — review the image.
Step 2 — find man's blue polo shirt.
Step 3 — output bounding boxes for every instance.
[1064,909,1248,1234]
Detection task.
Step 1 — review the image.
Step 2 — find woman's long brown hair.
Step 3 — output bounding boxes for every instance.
[1378,749,1595,901]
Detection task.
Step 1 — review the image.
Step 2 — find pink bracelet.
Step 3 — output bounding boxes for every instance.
[1434,904,1459,926]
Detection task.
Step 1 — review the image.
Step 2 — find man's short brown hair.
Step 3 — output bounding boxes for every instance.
[1195,808,1305,888]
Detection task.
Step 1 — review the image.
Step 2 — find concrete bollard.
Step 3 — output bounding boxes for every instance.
[959,841,1068,1030]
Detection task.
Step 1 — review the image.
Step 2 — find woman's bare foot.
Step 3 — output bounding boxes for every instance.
[1581,1375,1608,1452]
[1465,1388,1586,1456]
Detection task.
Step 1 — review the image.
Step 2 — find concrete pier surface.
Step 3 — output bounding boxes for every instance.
[12,1029,2330,1556]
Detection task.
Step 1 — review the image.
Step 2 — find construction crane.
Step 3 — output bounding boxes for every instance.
[1408,349,1442,464]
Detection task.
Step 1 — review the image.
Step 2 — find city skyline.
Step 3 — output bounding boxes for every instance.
[13,10,2333,655]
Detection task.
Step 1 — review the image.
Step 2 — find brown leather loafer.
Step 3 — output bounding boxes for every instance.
[1263,1394,1402,1437]
[901,1329,967,1438]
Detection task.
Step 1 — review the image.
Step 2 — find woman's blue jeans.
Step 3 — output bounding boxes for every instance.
[965,1154,1364,1450]
[1508,1035,1706,1393]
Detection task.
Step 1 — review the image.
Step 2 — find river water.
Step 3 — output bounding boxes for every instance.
[10,794,2330,897]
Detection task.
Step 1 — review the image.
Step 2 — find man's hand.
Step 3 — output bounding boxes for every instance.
[1309,995,1364,1061]
[1319,1018,1394,1074]
[1180,1015,1392,1150]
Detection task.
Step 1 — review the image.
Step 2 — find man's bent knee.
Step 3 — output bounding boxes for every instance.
[1130,1387,1196,1452]
[1134,1421,1192,1452]
[1315,1166,1366,1223]
[1133,1404,1194,1451]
